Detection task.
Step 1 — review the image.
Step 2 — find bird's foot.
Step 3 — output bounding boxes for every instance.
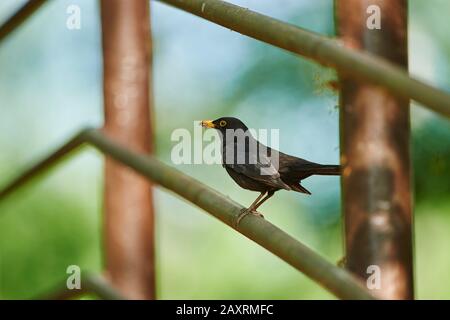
[251,211,264,219]
[234,208,264,227]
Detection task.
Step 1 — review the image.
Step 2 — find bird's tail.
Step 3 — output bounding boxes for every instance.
[287,163,340,195]
[290,163,341,179]
[308,164,341,176]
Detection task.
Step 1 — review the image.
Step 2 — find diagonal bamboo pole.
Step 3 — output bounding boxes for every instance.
[155,0,450,118]
[1,0,450,118]
[0,0,48,43]
[37,272,125,300]
[0,128,375,300]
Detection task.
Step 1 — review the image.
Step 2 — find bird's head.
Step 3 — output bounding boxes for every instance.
[200,117,249,133]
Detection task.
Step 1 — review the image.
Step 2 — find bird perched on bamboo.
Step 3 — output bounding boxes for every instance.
[201,117,340,226]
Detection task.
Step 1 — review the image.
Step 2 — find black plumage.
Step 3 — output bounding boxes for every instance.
[201,117,340,225]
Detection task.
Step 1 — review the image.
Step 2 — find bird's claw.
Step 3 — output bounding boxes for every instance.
[251,211,264,219]
[234,208,264,227]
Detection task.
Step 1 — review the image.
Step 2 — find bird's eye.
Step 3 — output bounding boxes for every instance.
[219,120,227,127]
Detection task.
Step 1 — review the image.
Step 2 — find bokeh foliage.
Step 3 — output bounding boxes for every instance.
[0,0,449,299]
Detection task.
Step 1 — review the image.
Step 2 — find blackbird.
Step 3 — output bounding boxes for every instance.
[201,117,340,225]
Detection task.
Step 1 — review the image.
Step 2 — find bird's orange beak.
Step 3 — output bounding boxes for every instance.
[200,120,215,128]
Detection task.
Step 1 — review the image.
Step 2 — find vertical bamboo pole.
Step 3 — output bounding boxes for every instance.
[336,0,413,299]
[100,0,155,299]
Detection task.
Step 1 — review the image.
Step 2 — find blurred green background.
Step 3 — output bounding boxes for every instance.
[0,0,449,299]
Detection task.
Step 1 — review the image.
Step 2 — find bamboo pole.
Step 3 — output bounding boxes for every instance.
[38,272,125,300]
[336,0,414,299]
[155,0,450,118]
[100,0,155,299]
[1,0,450,118]
[0,0,48,43]
[0,128,375,300]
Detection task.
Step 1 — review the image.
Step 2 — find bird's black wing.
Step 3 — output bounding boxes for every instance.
[223,140,291,190]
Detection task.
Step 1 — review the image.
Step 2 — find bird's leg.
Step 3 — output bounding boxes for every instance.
[252,190,275,212]
[234,192,266,227]
[248,192,268,212]
[238,191,276,224]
